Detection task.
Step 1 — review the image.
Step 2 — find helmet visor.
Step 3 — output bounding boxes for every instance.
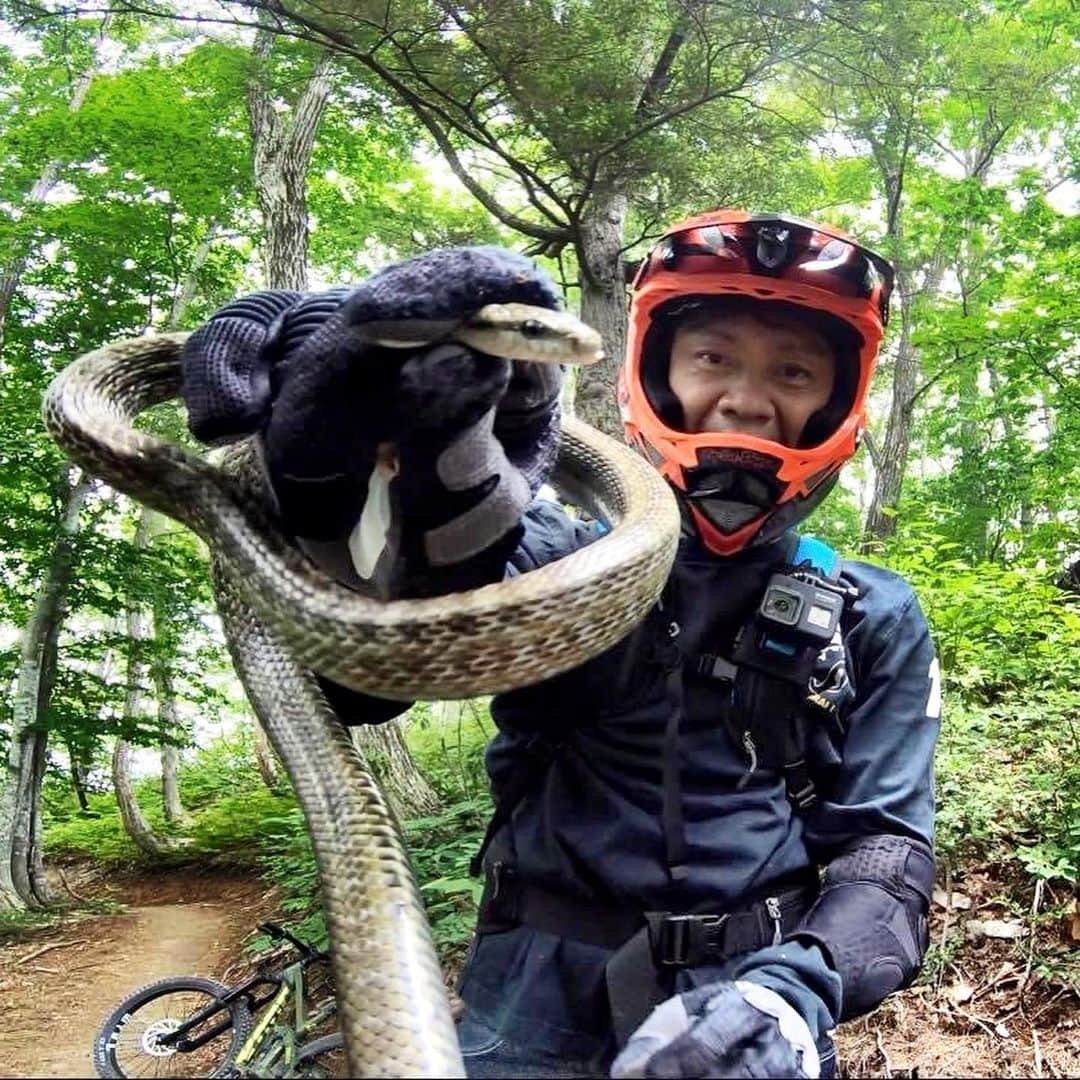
[632,213,895,326]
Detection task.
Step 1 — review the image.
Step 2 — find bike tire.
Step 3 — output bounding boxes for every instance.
[93,975,253,1079]
[293,1033,347,1078]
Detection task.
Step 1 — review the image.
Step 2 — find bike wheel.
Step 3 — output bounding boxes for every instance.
[293,1033,347,1078]
[93,976,253,1079]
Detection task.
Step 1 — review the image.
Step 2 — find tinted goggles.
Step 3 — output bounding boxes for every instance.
[632,214,895,326]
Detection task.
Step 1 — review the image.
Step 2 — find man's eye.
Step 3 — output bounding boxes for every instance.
[697,352,730,366]
[781,363,813,381]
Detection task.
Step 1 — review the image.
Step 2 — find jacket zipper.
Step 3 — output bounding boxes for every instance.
[766,895,783,945]
[736,730,758,790]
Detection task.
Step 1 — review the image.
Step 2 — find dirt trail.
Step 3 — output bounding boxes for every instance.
[0,868,262,1079]
[0,862,1078,1078]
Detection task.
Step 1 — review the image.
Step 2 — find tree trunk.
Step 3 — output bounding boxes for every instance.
[248,31,333,291]
[252,718,281,789]
[117,512,183,855]
[0,17,109,352]
[862,116,1008,547]
[0,469,92,910]
[153,676,187,823]
[863,268,918,545]
[862,249,947,547]
[169,222,218,328]
[141,517,190,826]
[66,741,91,813]
[112,739,179,856]
[160,746,186,824]
[350,719,440,821]
[574,188,630,440]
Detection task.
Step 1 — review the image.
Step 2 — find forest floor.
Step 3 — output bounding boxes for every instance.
[0,862,1076,1078]
[0,863,270,1078]
[837,868,1080,1078]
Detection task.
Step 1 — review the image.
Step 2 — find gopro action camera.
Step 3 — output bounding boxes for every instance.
[758,572,844,648]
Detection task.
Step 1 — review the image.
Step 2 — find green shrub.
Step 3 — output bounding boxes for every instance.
[405,699,492,803]
[255,805,328,950]
[178,726,267,809]
[189,787,299,857]
[45,787,175,864]
[879,532,1080,701]
[247,702,496,963]
[405,798,488,966]
[878,533,1080,889]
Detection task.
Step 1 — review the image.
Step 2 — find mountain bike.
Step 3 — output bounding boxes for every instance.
[93,921,345,1078]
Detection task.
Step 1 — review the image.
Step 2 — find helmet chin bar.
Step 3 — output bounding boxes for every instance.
[678,467,843,557]
[690,497,763,532]
[685,501,766,555]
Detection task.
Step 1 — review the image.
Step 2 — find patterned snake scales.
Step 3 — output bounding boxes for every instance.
[42,303,679,1076]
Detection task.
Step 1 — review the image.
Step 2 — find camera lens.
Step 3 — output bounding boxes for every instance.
[763,587,801,625]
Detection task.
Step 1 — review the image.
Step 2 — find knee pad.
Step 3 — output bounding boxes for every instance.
[796,835,934,1019]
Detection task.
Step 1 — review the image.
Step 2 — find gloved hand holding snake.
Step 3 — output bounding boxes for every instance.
[182,245,598,599]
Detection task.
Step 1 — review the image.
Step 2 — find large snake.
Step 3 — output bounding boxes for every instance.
[42,306,680,1077]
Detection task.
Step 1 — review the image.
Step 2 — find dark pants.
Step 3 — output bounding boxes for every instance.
[458,1012,610,1078]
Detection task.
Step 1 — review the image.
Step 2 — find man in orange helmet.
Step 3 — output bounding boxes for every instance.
[619,210,888,556]
[182,213,940,1078]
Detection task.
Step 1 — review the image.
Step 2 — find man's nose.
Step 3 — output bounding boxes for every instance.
[718,374,772,421]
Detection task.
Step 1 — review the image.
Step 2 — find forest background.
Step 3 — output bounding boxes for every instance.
[1,0,1079,1074]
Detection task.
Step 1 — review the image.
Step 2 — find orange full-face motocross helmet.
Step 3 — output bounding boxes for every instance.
[618,209,895,555]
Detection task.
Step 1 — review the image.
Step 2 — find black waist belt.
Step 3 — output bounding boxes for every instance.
[477,862,816,1047]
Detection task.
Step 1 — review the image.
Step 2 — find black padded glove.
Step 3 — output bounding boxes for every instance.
[181,246,565,597]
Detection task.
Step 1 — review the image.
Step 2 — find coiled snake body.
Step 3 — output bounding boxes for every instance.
[43,312,679,1076]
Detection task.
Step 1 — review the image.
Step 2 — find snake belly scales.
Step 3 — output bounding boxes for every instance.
[42,307,679,1077]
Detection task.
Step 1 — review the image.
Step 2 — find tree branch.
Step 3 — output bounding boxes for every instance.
[908,365,949,409]
[285,49,335,167]
[411,103,569,243]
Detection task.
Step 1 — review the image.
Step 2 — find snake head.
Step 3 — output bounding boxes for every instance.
[458,303,604,365]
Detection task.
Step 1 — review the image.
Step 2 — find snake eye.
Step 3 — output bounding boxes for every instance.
[520,319,548,339]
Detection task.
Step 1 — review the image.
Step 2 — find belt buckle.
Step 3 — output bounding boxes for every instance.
[650,913,729,968]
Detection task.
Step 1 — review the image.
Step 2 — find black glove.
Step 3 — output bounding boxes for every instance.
[181,246,565,597]
[611,981,823,1079]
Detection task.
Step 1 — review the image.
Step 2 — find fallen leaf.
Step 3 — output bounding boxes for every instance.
[933,887,972,911]
[965,918,1027,940]
[947,980,974,1004]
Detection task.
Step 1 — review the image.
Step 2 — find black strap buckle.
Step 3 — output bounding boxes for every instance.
[647,912,729,968]
[479,861,518,924]
[783,759,818,812]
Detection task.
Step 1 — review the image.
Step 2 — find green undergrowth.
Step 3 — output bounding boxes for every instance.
[0,906,63,937]
[242,700,495,965]
[42,704,495,966]
[401,701,491,965]
[883,541,1080,889]
[876,534,1080,991]
[44,728,296,868]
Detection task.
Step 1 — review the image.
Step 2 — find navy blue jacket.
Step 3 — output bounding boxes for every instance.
[456,500,939,1058]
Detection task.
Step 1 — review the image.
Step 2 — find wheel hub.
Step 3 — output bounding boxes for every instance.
[140,1018,181,1057]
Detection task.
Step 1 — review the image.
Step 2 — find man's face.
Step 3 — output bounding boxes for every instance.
[668,310,836,447]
